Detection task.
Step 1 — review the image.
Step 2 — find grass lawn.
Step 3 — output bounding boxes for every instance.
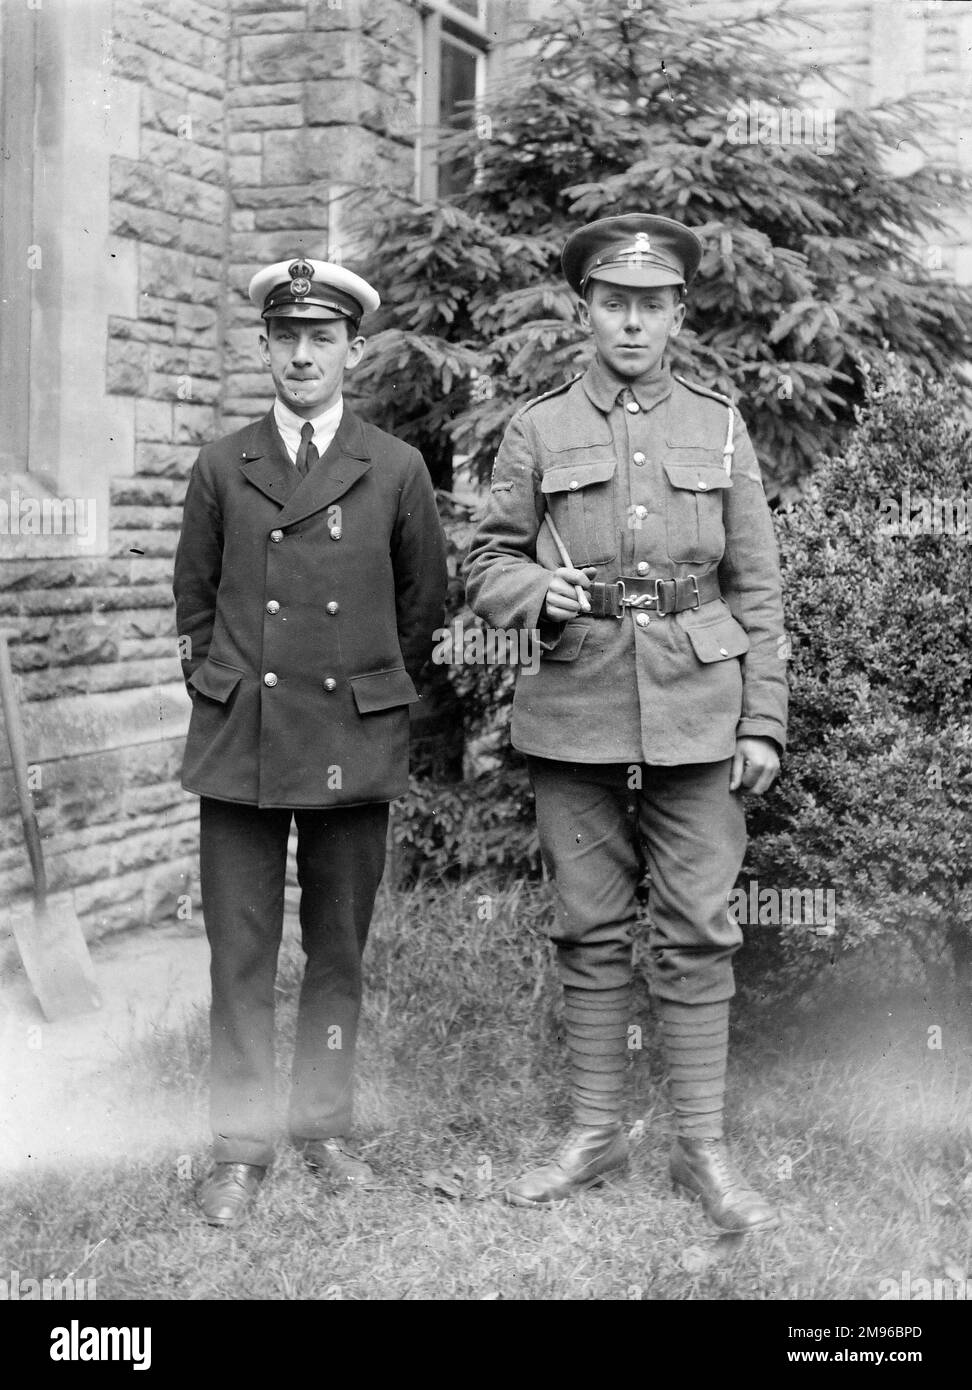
[2,877,970,1302]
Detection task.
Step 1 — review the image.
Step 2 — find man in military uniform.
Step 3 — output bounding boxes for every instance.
[174,257,447,1227]
[465,214,787,1230]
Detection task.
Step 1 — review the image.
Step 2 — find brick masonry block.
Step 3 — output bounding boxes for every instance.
[174,303,219,342]
[109,529,179,560]
[133,443,198,479]
[238,30,359,84]
[110,477,179,506]
[173,403,217,443]
[230,105,305,132]
[233,9,308,36]
[106,339,151,396]
[140,245,198,302]
[226,82,303,108]
[108,316,175,345]
[141,127,226,182]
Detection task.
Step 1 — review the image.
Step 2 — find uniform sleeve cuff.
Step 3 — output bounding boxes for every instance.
[736,719,786,753]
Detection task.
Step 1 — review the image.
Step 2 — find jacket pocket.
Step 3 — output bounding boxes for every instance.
[541,619,591,663]
[663,458,731,563]
[540,456,618,566]
[349,666,419,714]
[188,657,244,704]
[685,613,750,664]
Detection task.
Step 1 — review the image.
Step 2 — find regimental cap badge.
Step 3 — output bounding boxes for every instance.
[288,260,314,298]
[626,232,652,267]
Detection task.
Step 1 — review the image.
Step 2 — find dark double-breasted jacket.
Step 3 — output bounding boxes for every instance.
[173,406,448,809]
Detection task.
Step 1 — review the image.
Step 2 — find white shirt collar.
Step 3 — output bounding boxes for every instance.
[272,396,344,465]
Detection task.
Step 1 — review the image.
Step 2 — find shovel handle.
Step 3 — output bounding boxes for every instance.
[0,629,47,905]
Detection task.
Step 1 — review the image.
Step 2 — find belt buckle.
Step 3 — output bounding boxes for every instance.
[686,574,701,611]
[612,579,626,621]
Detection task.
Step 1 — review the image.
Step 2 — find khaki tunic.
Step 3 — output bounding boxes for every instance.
[464,360,787,764]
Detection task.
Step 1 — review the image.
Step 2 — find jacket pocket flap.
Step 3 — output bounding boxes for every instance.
[663,461,732,493]
[349,666,419,714]
[542,620,591,663]
[541,458,617,494]
[188,657,244,703]
[686,617,750,664]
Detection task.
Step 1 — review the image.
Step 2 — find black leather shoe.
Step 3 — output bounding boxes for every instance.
[670,1137,780,1232]
[198,1162,266,1228]
[301,1137,375,1186]
[505,1124,629,1207]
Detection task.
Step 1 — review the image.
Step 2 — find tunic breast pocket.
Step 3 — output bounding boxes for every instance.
[540,455,618,567]
[662,453,732,564]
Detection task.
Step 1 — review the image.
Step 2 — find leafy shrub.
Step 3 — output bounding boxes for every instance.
[740,362,972,1000]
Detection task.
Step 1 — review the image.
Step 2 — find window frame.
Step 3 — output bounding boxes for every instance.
[415,1,490,202]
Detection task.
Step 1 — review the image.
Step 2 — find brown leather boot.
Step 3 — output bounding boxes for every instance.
[670,1136,780,1232]
[504,1124,629,1207]
[198,1162,266,1228]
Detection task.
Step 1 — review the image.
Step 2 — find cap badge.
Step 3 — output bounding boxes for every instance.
[625,232,652,266]
[288,259,314,298]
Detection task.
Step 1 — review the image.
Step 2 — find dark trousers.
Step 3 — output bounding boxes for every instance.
[527,758,747,1004]
[200,796,389,1166]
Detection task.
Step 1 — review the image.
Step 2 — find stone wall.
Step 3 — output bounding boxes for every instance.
[223,0,419,429]
[0,0,235,956]
[0,0,428,964]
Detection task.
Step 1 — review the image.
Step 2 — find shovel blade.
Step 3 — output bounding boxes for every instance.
[5,893,103,1021]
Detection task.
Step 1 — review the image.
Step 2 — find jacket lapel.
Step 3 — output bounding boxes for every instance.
[238,410,300,508]
[276,408,373,527]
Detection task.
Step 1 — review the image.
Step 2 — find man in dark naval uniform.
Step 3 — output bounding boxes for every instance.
[174,256,447,1226]
[465,214,788,1230]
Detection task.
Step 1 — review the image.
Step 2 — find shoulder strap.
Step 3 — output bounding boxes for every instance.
[673,374,735,477]
[518,373,583,417]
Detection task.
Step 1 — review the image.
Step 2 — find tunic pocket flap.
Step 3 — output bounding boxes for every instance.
[542,620,591,663]
[686,617,750,664]
[541,458,617,494]
[349,666,419,714]
[188,657,244,703]
[663,461,732,493]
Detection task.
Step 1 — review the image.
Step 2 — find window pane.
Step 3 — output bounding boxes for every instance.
[439,35,478,130]
[437,34,479,197]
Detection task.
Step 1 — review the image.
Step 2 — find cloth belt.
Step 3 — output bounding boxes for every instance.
[587,571,721,619]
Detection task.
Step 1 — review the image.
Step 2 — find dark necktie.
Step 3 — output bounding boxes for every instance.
[295,421,319,478]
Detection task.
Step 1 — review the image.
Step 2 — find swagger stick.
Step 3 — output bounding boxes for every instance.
[542,513,589,611]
